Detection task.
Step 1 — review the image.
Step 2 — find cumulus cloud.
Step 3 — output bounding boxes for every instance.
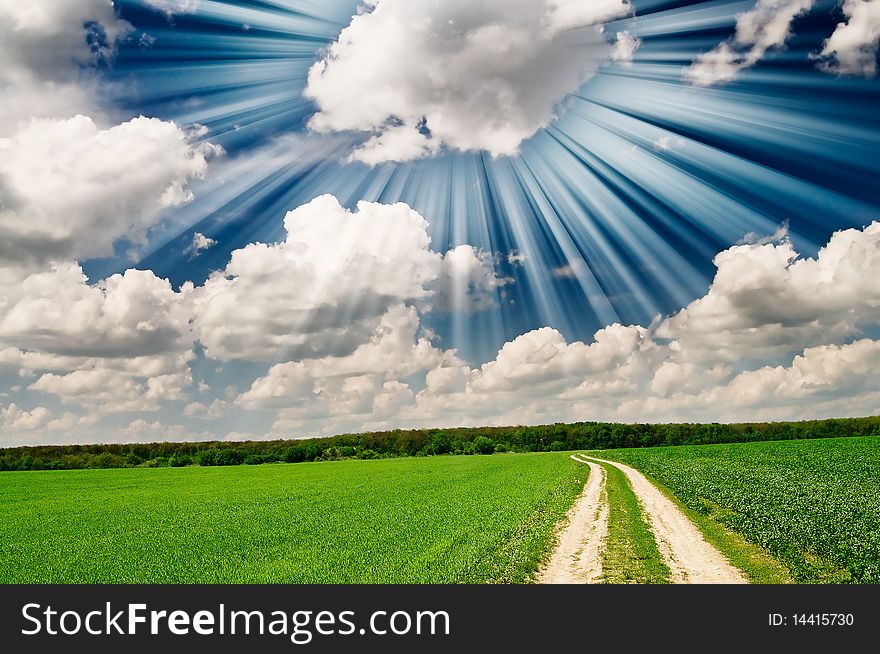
[0,192,510,435]
[0,262,195,413]
[684,0,814,86]
[0,1,130,82]
[238,305,454,406]
[305,0,632,163]
[184,398,234,420]
[238,304,458,434]
[0,263,191,360]
[29,368,191,414]
[657,221,880,366]
[0,0,219,436]
[0,1,132,128]
[0,116,220,266]
[399,221,880,427]
[4,179,880,440]
[248,214,880,434]
[189,195,508,362]
[0,1,221,279]
[818,0,880,77]
[1,403,52,431]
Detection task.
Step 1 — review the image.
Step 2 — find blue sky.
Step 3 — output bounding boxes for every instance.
[1,0,879,445]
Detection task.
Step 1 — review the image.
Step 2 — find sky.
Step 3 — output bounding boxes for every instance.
[0,0,879,446]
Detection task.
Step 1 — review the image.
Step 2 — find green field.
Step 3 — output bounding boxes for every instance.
[0,453,585,584]
[596,436,880,583]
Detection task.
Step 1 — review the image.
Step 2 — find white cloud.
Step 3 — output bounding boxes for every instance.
[184,232,217,258]
[29,369,157,413]
[0,193,508,430]
[184,398,233,419]
[3,178,879,441]
[28,368,191,413]
[1,403,51,431]
[818,0,880,77]
[46,412,91,433]
[238,303,457,411]
[306,0,632,163]
[238,301,464,436]
[657,221,880,366]
[433,246,512,313]
[653,135,684,152]
[144,0,201,16]
[0,1,131,128]
[395,221,880,428]
[0,1,221,286]
[0,262,195,414]
[189,195,507,362]
[612,31,641,67]
[0,116,220,265]
[0,1,130,81]
[684,0,814,86]
[0,263,191,360]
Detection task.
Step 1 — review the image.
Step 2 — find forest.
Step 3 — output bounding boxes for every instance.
[2,416,878,471]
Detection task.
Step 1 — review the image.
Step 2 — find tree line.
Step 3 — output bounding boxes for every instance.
[1,416,878,472]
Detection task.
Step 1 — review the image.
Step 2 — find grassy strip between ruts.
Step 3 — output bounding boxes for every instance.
[636,471,792,584]
[600,462,670,584]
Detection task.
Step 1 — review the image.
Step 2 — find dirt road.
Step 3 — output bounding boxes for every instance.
[537,456,608,583]
[540,453,747,584]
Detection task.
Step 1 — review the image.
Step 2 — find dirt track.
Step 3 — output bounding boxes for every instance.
[540,454,747,584]
[537,456,608,583]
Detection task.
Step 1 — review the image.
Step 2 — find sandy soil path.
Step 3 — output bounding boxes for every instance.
[574,455,747,584]
[538,456,609,583]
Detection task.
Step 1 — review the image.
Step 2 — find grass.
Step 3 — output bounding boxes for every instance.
[599,462,669,584]
[597,436,880,583]
[0,453,586,584]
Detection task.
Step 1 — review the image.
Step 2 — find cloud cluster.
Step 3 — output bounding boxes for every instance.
[223,220,880,436]
[0,1,131,128]
[2,195,507,432]
[0,116,219,267]
[4,187,880,441]
[188,195,508,362]
[1,2,878,443]
[400,222,880,427]
[0,0,218,433]
[685,0,880,84]
[819,0,880,77]
[305,0,632,163]
[0,262,195,415]
[684,0,813,86]
[0,1,221,280]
